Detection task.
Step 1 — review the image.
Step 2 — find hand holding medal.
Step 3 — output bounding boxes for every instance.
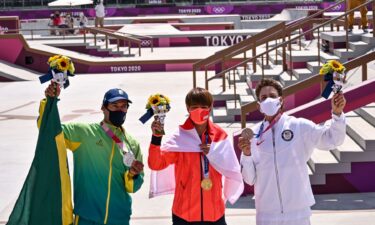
[123,150,135,167]
[238,128,253,156]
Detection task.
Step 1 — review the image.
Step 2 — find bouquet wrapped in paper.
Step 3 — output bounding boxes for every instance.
[319,60,346,99]
[39,55,75,89]
[139,94,171,135]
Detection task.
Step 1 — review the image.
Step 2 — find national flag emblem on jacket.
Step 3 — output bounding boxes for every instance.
[7,96,73,225]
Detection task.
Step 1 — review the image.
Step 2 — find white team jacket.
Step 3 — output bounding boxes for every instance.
[241,113,346,220]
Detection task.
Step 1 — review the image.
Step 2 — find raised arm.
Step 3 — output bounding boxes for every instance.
[148,119,178,171]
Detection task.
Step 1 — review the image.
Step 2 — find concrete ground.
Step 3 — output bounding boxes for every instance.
[0,71,374,224]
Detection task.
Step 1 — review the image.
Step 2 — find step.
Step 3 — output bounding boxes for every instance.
[308,150,351,174]
[87,40,106,49]
[228,70,246,84]
[306,61,321,75]
[333,48,356,58]
[292,68,313,80]
[279,71,298,87]
[332,134,375,162]
[285,50,318,62]
[355,103,375,127]
[212,107,234,123]
[308,165,326,185]
[226,100,241,116]
[361,33,375,45]
[346,114,375,151]
[319,52,341,63]
[349,41,371,52]
[269,54,283,65]
[256,58,273,69]
[239,94,256,105]
[248,65,284,82]
[321,31,362,43]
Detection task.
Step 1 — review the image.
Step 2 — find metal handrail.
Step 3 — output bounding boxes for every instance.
[84,27,143,56]
[192,0,347,89]
[100,28,154,53]
[240,51,375,128]
[217,0,374,81]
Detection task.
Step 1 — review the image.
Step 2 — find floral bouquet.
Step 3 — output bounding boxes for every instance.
[39,55,75,89]
[139,94,171,135]
[319,60,346,99]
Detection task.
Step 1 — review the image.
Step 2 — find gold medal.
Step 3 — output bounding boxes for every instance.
[201,178,213,191]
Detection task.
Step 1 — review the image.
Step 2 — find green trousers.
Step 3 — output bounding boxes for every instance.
[74,215,129,225]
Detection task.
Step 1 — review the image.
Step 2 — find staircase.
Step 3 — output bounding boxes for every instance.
[211,30,375,123]
[308,103,375,192]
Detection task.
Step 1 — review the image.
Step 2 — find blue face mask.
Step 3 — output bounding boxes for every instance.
[107,109,126,127]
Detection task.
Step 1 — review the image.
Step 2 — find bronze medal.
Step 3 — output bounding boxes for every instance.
[201,178,213,191]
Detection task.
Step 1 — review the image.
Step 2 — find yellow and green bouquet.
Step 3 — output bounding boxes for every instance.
[319,60,346,99]
[39,55,75,89]
[139,94,171,135]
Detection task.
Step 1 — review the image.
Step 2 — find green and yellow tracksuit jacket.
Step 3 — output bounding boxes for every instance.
[38,99,144,225]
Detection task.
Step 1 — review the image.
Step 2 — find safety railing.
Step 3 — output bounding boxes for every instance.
[84,27,143,56]
[240,51,375,128]
[214,0,374,111]
[192,0,347,91]
[95,27,154,53]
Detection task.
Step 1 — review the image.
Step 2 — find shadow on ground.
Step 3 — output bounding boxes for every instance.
[227,192,375,210]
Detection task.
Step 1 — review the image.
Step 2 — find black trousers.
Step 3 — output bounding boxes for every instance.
[172,214,227,225]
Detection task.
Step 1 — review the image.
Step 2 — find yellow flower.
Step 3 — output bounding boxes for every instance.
[319,63,331,75]
[68,60,75,74]
[148,95,161,107]
[56,57,70,71]
[48,55,61,64]
[328,60,345,73]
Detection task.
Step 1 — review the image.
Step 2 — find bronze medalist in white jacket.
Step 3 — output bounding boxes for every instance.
[241,113,346,225]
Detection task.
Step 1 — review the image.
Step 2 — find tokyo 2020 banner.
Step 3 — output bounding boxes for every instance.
[0,2,350,20]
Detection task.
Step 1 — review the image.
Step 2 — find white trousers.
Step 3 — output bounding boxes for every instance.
[257,217,311,225]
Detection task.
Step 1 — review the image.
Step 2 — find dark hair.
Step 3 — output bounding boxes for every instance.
[185,87,213,108]
[255,78,283,100]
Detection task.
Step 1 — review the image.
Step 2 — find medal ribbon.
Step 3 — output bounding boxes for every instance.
[101,122,128,153]
[201,133,210,179]
[256,112,282,146]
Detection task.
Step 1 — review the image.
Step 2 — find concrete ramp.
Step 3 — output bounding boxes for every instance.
[242,8,310,29]
[0,60,40,81]
[270,8,310,21]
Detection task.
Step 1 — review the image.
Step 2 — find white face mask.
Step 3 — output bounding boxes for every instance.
[259,97,281,116]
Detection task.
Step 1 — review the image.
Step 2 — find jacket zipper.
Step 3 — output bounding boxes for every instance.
[104,141,116,224]
[272,128,284,214]
[200,155,204,221]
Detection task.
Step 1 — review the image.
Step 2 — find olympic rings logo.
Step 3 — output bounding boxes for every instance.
[141,40,152,47]
[212,7,226,14]
[332,4,342,11]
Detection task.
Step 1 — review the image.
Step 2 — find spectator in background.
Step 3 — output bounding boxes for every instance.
[58,15,68,36]
[48,14,56,35]
[347,0,368,33]
[95,0,105,28]
[78,12,88,28]
[65,13,75,35]
[52,11,62,35]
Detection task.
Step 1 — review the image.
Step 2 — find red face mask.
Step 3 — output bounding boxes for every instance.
[189,108,210,125]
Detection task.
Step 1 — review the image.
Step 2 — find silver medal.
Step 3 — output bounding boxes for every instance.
[123,151,135,167]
